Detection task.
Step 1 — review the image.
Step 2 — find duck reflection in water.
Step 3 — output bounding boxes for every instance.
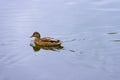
[30,43,64,52]
[30,32,64,52]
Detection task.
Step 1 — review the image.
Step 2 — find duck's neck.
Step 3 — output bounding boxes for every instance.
[35,37,40,40]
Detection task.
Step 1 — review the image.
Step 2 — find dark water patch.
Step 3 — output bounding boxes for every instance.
[107,32,118,35]
[68,50,84,54]
[78,38,86,41]
[112,40,120,42]
[63,38,85,43]
[80,51,84,54]
[69,49,75,52]
[71,39,76,41]
[63,39,77,43]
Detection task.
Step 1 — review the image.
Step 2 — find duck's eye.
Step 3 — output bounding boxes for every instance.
[33,33,36,35]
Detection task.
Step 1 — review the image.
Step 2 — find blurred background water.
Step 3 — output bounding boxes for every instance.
[0,0,120,80]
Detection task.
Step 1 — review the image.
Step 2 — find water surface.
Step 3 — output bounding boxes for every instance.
[0,0,120,80]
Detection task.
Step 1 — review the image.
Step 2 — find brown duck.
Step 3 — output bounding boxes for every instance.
[30,32,62,47]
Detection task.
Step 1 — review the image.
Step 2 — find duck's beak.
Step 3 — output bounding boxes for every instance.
[30,35,33,38]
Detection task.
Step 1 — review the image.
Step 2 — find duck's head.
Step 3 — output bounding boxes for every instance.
[31,32,41,38]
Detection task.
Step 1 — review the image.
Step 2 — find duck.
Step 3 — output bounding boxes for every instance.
[30,32,62,47]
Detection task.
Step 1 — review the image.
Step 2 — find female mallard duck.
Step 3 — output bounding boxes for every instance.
[30,32,62,47]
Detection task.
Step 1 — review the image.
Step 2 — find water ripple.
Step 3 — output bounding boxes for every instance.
[96,8,120,12]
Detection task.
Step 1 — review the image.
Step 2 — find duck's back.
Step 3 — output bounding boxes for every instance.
[41,37,60,42]
[34,37,61,47]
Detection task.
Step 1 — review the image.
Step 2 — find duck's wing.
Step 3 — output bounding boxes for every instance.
[41,37,60,42]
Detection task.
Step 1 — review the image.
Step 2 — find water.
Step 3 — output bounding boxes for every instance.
[0,0,120,80]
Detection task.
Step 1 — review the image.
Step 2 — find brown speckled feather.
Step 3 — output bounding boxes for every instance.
[41,37,60,42]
